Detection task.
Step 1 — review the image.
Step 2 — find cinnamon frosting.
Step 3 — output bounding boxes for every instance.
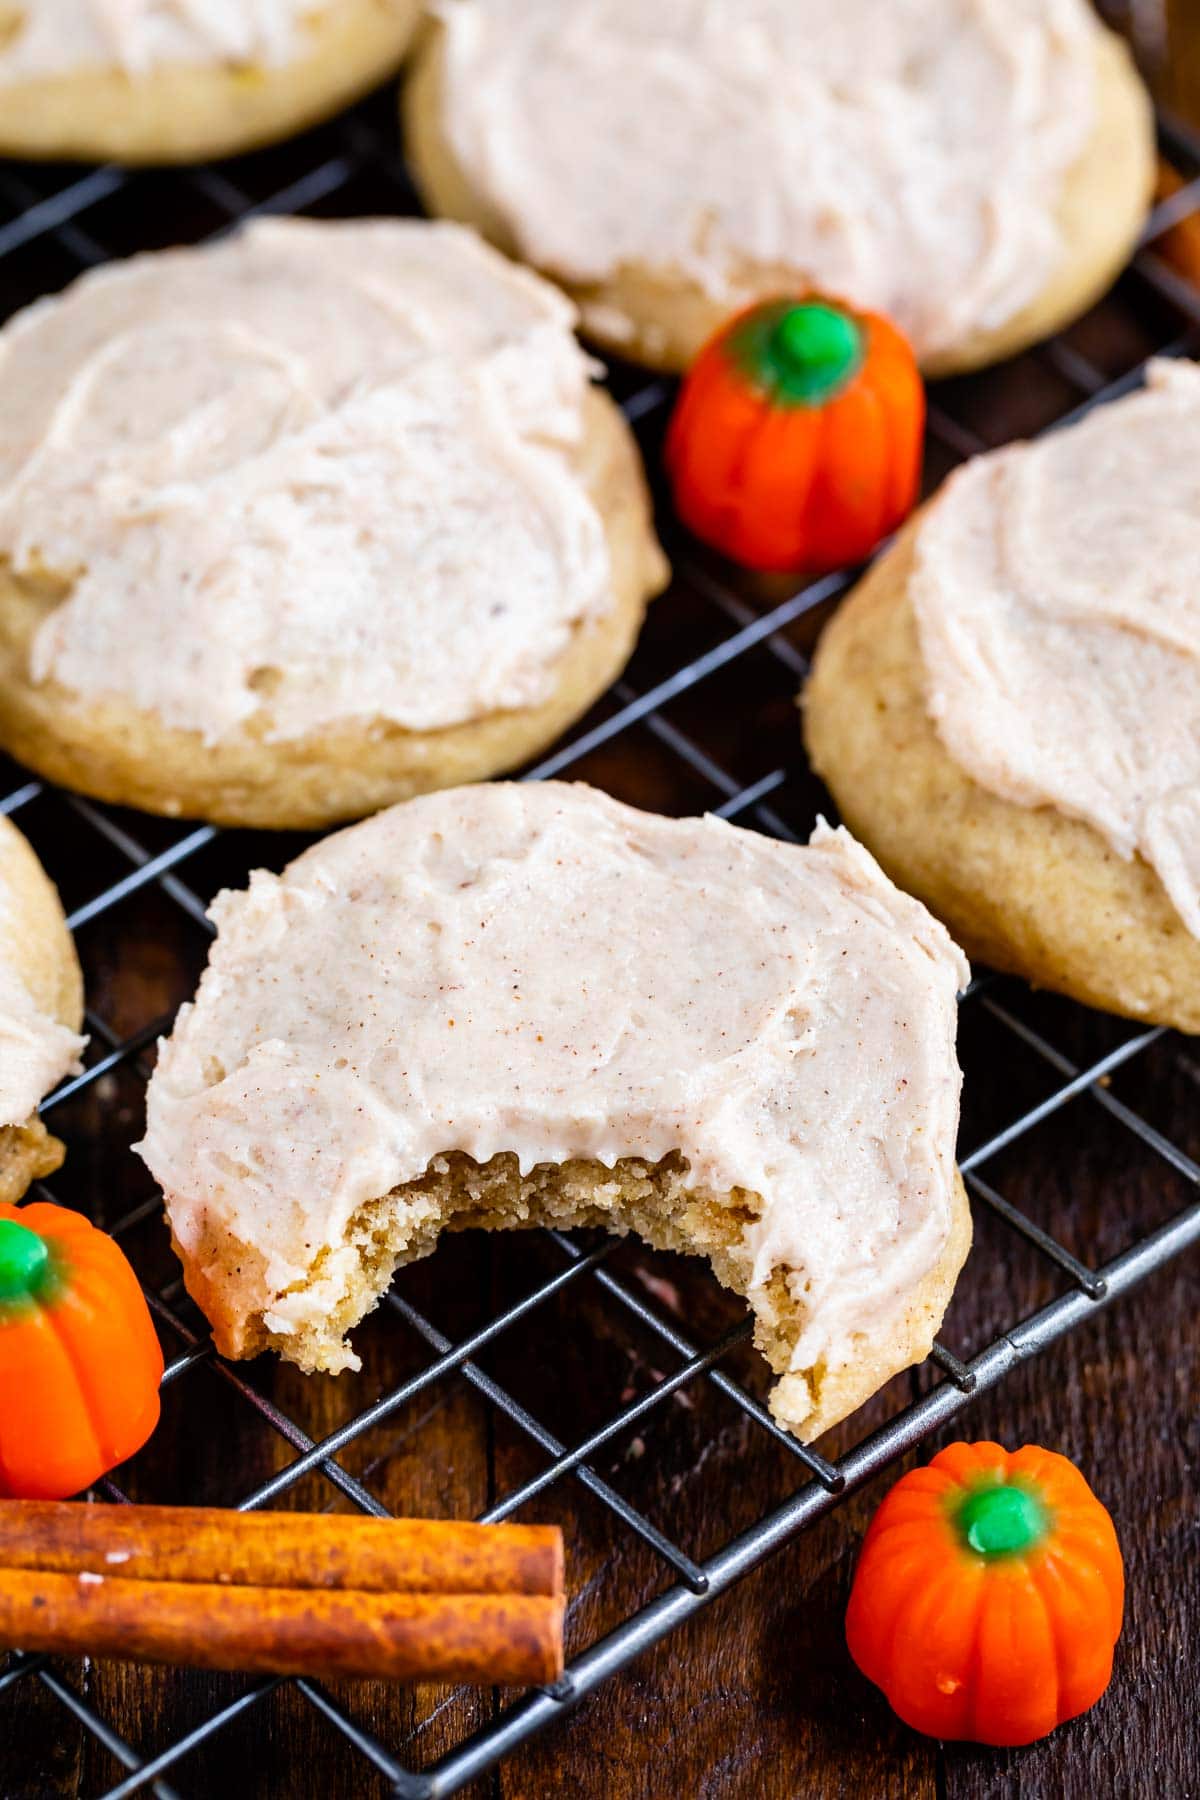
[912,358,1200,940]
[139,782,968,1387]
[432,0,1101,362]
[0,826,83,1128]
[0,218,612,744]
[0,1,328,78]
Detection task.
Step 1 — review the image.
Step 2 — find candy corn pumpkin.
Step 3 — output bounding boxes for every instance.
[666,294,924,572]
[0,1202,162,1498]
[846,1441,1124,1746]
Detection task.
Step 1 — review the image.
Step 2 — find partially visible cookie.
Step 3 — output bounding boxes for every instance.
[0,0,421,164]
[804,362,1200,1033]
[404,0,1154,376]
[0,219,667,829]
[0,816,85,1202]
[139,781,971,1442]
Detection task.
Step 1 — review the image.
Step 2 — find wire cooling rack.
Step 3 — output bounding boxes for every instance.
[2,66,1200,1800]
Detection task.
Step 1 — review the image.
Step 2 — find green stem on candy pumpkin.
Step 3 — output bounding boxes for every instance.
[0,1216,54,1306]
[732,299,865,405]
[955,1481,1049,1558]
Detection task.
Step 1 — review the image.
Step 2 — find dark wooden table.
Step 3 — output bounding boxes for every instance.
[2,9,1199,1799]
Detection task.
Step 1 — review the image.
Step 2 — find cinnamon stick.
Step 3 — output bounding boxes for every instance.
[0,1502,564,1686]
[0,1502,562,1597]
[0,1570,562,1684]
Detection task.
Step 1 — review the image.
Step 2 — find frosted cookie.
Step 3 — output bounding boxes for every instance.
[0,1,421,164]
[0,817,84,1203]
[404,0,1154,377]
[0,219,667,830]
[138,781,971,1442]
[804,360,1200,1034]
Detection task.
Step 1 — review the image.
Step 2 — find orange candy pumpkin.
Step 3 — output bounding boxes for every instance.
[846,1441,1124,1746]
[665,295,924,572]
[0,1202,163,1499]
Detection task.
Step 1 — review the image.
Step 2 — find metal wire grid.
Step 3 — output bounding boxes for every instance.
[0,78,1198,1800]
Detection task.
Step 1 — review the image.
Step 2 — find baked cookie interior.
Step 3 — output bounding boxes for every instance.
[139,782,971,1442]
[0,816,85,1202]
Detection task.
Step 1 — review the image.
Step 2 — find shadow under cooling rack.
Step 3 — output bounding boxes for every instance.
[1,84,1199,1800]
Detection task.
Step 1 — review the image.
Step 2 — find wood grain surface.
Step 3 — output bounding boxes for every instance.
[1,9,1199,1800]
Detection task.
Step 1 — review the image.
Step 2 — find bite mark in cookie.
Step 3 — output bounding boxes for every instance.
[0,816,85,1200]
[139,782,970,1441]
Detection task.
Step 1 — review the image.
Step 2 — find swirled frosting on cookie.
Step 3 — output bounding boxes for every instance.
[912,359,1200,939]
[0,219,611,744]
[432,0,1100,361]
[0,1,329,77]
[140,782,968,1383]
[0,822,83,1127]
